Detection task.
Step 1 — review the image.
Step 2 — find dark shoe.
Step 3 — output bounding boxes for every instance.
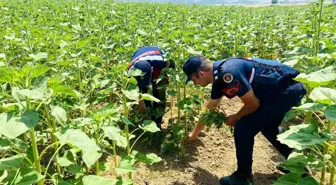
[219,172,254,185]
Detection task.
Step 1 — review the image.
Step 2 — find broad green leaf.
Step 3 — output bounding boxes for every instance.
[284,110,300,122]
[56,129,101,167]
[103,125,121,141]
[0,111,39,139]
[145,153,162,165]
[100,79,110,88]
[128,77,138,85]
[57,157,73,167]
[0,68,15,83]
[115,157,136,174]
[72,24,82,31]
[186,46,202,55]
[56,129,101,151]
[136,29,147,36]
[273,173,300,185]
[123,89,139,101]
[0,53,6,59]
[134,152,162,165]
[283,152,308,174]
[65,165,82,174]
[0,170,8,183]
[141,93,160,102]
[91,104,119,121]
[31,66,51,78]
[70,51,82,58]
[122,116,134,126]
[139,120,160,133]
[58,181,73,185]
[103,126,127,148]
[116,177,133,185]
[51,84,79,98]
[2,102,21,111]
[51,106,67,124]
[19,110,40,128]
[15,168,43,185]
[83,175,117,185]
[297,177,318,185]
[82,150,102,167]
[72,117,93,127]
[29,52,48,61]
[277,124,326,150]
[325,105,336,122]
[12,87,47,101]
[0,138,11,151]
[283,59,298,67]
[294,66,336,87]
[294,103,325,111]
[0,154,25,171]
[128,68,143,77]
[310,87,336,105]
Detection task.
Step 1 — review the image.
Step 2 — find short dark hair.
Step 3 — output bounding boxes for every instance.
[192,59,211,78]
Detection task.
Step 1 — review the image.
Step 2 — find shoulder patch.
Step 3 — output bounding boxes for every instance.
[223,73,233,83]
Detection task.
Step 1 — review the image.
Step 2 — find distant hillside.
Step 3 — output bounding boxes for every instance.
[123,0,313,5]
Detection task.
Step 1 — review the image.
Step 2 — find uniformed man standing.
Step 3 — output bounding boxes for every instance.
[127,46,175,129]
[183,56,307,185]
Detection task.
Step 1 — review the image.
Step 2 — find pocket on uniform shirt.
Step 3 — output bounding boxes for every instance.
[253,73,281,85]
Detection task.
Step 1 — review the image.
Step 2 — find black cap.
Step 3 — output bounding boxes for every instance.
[183,56,204,84]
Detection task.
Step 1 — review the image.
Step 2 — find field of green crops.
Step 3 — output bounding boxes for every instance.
[0,0,335,184]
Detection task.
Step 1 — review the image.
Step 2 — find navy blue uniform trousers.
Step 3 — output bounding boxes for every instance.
[234,81,307,175]
[139,76,168,129]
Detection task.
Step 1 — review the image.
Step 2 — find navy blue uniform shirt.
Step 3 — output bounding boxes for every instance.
[211,58,299,100]
[127,46,174,89]
[128,46,167,71]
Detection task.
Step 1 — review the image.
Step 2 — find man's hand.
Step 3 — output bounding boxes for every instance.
[187,132,198,141]
[137,100,147,112]
[185,98,222,143]
[226,114,241,127]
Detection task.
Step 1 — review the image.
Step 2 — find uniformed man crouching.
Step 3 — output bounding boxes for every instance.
[127,46,175,129]
[183,56,307,185]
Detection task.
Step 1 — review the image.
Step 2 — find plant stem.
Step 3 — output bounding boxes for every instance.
[177,82,181,124]
[183,85,187,136]
[95,121,100,175]
[38,141,61,162]
[44,104,61,175]
[26,97,43,185]
[321,120,332,185]
[305,111,313,124]
[330,146,336,185]
[23,132,27,142]
[44,145,63,177]
[77,59,82,94]
[112,140,118,178]
[30,129,43,185]
[130,131,146,151]
[314,0,324,57]
[122,76,131,179]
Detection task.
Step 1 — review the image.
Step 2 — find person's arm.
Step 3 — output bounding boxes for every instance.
[188,97,222,140]
[236,89,260,118]
[138,87,149,112]
[226,89,260,126]
[137,100,147,112]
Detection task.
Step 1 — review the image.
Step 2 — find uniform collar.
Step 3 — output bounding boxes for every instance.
[213,60,226,81]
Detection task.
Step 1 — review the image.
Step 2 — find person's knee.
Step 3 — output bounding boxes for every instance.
[234,120,253,142]
[261,126,279,138]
